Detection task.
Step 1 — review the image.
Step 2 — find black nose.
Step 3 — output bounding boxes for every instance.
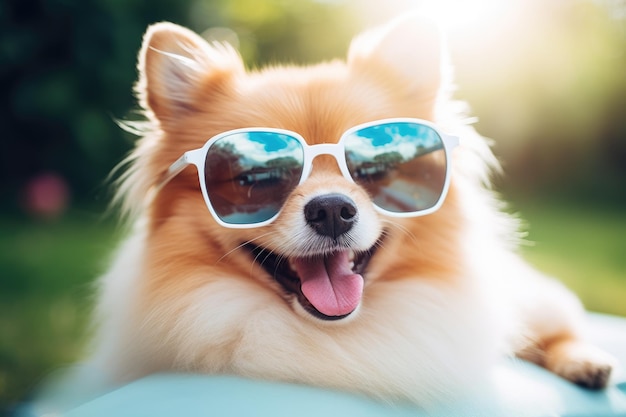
[304,193,358,239]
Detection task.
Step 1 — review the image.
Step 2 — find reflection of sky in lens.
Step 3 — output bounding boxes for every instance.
[346,123,442,161]
[219,132,303,164]
[248,132,293,152]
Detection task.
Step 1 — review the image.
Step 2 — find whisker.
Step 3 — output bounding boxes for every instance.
[273,253,290,276]
[252,245,292,282]
[260,248,277,269]
[216,231,277,263]
[249,245,272,278]
[380,219,418,244]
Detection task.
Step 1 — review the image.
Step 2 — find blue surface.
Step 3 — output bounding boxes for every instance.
[18,314,626,417]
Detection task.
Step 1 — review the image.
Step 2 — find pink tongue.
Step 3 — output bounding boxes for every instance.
[294,251,363,317]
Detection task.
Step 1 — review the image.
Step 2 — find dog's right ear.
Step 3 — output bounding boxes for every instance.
[348,15,446,101]
[136,22,244,122]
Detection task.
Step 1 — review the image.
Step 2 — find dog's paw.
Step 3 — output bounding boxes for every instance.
[545,341,615,389]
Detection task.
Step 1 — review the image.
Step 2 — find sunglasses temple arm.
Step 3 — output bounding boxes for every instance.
[153,153,192,195]
[445,134,460,149]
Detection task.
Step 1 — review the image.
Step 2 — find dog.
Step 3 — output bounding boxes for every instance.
[89,15,614,407]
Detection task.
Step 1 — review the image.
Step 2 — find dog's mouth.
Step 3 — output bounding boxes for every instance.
[244,243,377,321]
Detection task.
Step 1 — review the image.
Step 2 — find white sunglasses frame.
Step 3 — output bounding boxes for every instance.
[159,118,460,228]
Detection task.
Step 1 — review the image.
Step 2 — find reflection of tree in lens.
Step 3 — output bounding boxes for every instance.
[205,140,244,218]
[351,151,402,184]
[205,137,303,223]
[375,151,403,164]
[267,156,300,170]
[206,141,242,190]
[236,157,300,187]
[346,124,448,213]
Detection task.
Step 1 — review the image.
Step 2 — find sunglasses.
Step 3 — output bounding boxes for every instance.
[159,118,459,228]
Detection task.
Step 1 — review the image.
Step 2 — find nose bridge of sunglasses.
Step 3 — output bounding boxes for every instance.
[304,143,346,178]
[309,154,344,176]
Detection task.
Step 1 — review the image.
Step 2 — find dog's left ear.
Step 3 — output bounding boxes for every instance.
[348,14,446,99]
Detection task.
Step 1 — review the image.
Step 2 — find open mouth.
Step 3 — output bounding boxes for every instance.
[244,243,378,321]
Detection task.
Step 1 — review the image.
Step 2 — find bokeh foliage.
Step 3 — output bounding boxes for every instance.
[0,0,362,210]
[1,0,624,208]
[1,0,189,207]
[447,0,626,200]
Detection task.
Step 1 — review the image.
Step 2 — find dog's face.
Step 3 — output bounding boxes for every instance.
[128,16,468,323]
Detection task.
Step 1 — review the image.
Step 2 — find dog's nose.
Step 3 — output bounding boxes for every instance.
[304,193,358,239]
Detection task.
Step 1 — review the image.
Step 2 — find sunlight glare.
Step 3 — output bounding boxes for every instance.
[417,0,517,32]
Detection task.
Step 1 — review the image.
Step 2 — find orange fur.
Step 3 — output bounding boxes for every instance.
[91,15,615,407]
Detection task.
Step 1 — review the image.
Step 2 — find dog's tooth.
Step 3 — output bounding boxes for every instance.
[348,250,356,271]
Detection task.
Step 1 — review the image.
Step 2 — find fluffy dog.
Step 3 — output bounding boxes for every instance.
[89,15,614,407]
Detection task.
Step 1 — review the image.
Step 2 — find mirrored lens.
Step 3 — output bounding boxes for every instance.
[204,131,304,224]
[344,122,447,213]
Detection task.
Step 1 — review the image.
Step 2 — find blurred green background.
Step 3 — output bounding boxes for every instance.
[1,0,624,412]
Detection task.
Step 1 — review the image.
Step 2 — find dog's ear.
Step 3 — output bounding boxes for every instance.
[348,15,446,99]
[136,22,244,121]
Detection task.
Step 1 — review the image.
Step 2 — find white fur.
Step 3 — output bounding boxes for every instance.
[90,227,502,407]
[88,223,159,382]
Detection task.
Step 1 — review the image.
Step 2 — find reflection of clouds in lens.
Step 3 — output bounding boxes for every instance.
[346,123,442,162]
[219,132,303,165]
